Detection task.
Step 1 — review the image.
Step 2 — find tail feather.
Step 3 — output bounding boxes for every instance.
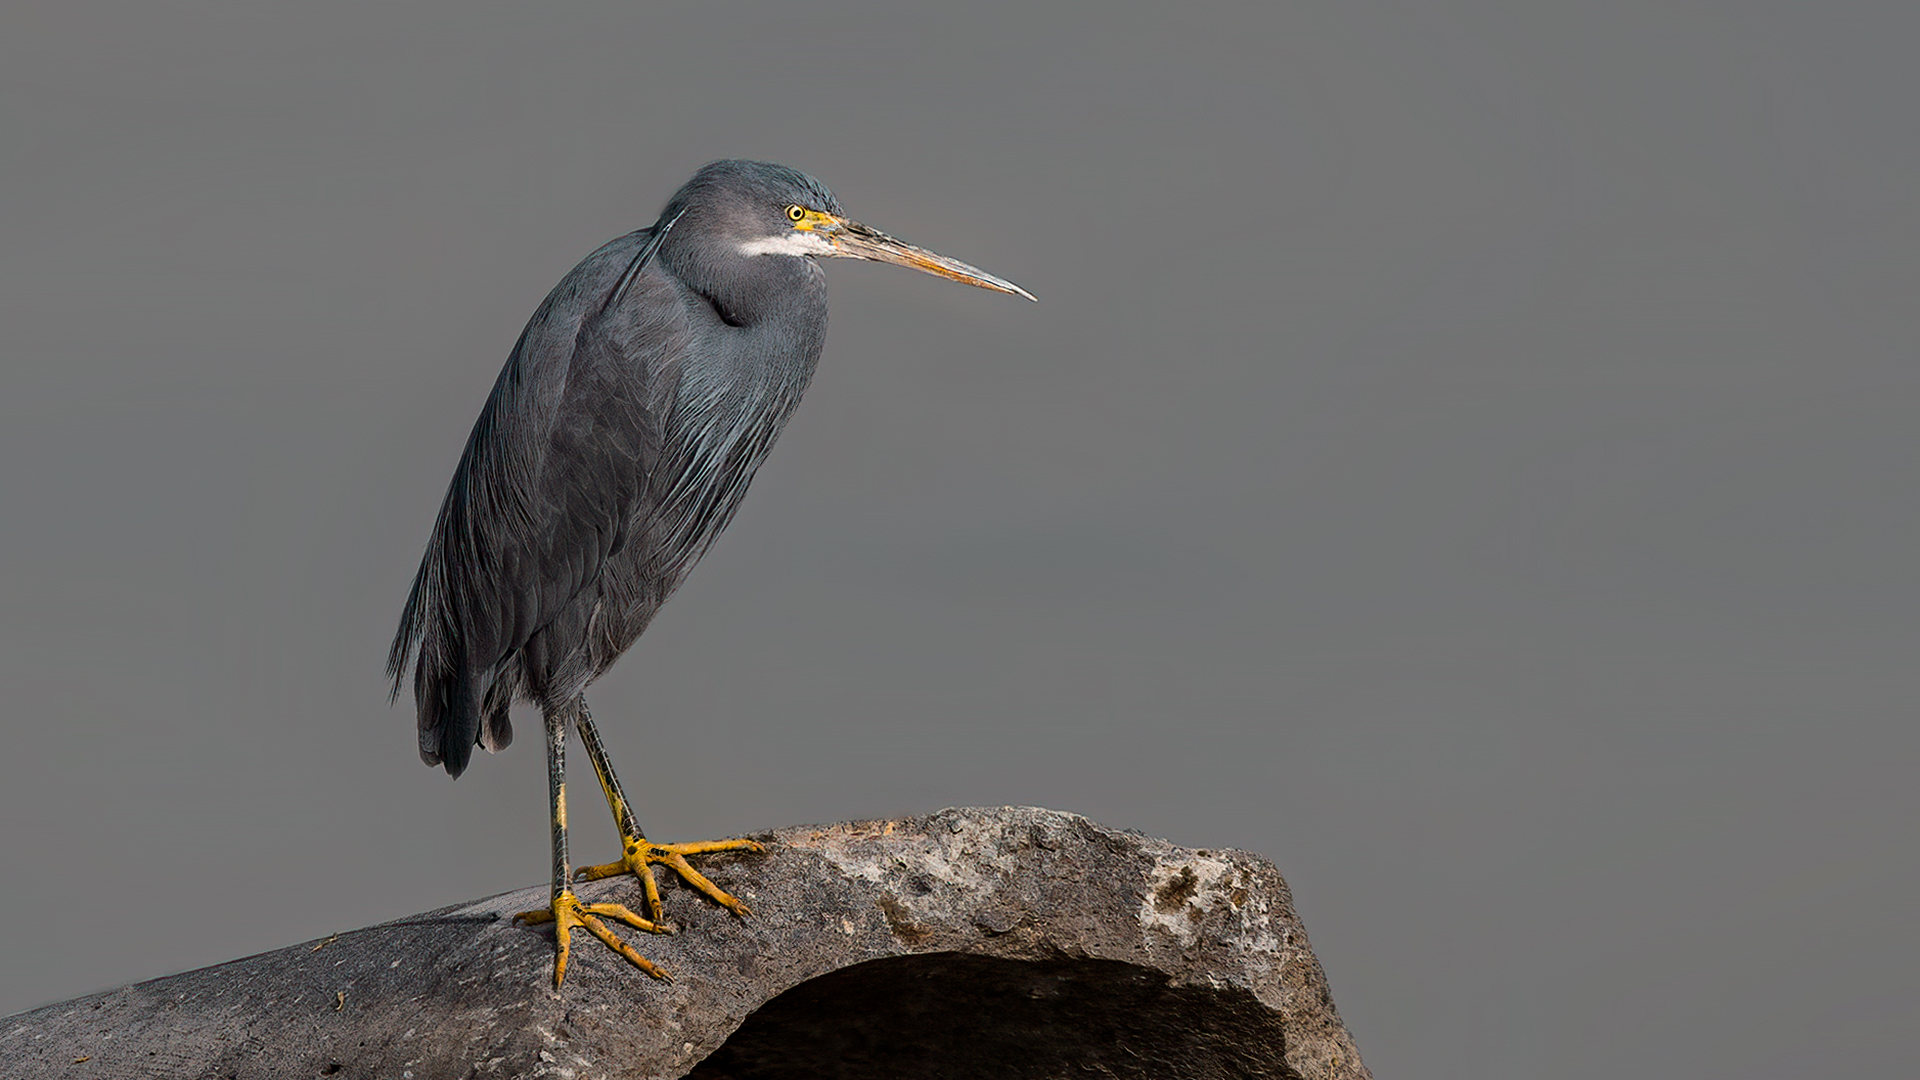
[416,656,483,777]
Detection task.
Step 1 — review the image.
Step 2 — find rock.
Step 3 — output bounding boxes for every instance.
[1,807,1369,1079]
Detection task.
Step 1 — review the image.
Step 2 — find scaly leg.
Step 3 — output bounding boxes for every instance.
[570,694,764,922]
[512,700,671,985]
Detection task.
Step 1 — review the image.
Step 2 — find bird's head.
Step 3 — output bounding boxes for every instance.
[662,160,1034,301]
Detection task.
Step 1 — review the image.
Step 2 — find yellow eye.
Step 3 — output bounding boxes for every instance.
[786,204,806,223]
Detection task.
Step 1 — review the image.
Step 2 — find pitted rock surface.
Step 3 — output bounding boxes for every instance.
[1,807,1369,1079]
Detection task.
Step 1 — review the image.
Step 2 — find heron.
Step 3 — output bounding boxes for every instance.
[388,160,1033,986]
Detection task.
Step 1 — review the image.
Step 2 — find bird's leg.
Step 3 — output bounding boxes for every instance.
[512,701,670,985]
[570,694,764,923]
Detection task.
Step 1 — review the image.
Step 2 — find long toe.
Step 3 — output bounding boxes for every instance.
[513,890,672,986]
[572,836,765,922]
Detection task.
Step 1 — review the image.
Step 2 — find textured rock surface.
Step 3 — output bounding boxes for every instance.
[1,807,1369,1079]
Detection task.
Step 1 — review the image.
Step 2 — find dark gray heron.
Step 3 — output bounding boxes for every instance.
[388,160,1033,985]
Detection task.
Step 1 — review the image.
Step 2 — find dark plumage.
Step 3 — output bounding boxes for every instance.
[391,162,837,775]
[385,160,1031,985]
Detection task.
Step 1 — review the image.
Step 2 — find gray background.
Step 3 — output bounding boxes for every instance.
[2,3,1913,1076]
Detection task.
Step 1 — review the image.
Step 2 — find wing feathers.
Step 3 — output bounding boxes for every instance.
[390,226,689,773]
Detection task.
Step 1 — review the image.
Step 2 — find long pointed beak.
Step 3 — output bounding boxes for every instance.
[825,219,1036,301]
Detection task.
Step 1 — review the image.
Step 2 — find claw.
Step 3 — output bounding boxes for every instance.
[513,890,671,985]
[574,837,764,922]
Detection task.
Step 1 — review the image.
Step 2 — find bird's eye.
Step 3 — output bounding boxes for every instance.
[786,204,807,223]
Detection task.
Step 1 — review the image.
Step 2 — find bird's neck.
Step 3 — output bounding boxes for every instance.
[664,243,824,331]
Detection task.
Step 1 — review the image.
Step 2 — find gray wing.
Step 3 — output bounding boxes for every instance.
[389,225,691,775]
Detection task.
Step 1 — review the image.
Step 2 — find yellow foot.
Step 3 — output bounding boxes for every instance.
[574,836,765,922]
[512,889,670,986]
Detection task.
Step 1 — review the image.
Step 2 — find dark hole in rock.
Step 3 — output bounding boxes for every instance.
[683,952,1296,1079]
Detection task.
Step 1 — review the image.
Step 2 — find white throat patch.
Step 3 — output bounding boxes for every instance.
[738,232,833,258]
